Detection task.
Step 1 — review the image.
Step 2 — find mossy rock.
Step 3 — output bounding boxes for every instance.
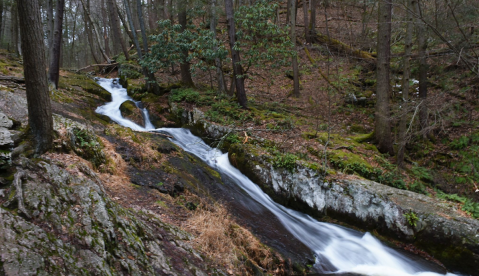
[68,127,106,168]
[59,74,111,101]
[119,100,138,115]
[329,150,373,171]
[352,132,374,143]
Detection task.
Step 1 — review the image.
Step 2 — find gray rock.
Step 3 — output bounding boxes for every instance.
[0,112,13,129]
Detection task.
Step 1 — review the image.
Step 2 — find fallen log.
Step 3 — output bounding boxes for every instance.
[76,63,119,73]
[0,75,25,83]
[314,33,376,61]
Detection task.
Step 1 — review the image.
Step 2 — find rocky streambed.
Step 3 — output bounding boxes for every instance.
[175,106,479,276]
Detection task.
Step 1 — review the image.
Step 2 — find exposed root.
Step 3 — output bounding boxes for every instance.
[3,170,30,218]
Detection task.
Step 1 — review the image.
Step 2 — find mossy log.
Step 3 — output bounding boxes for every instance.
[314,33,376,61]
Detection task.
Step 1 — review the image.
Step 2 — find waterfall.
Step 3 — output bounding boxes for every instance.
[95,78,460,276]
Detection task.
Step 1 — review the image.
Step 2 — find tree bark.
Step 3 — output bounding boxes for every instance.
[82,0,100,64]
[17,0,53,154]
[291,0,300,97]
[116,1,135,43]
[210,0,227,94]
[415,0,428,137]
[303,0,310,43]
[374,0,394,155]
[48,0,65,89]
[148,0,159,31]
[225,0,247,108]
[47,0,54,56]
[108,0,130,59]
[101,0,111,57]
[137,0,161,94]
[310,0,316,37]
[79,0,111,63]
[0,0,3,44]
[12,1,19,54]
[178,0,194,87]
[397,0,415,168]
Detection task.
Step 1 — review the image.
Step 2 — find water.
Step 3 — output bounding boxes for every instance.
[95,78,459,276]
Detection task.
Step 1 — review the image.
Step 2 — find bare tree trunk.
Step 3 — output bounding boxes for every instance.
[82,1,100,64]
[48,0,65,89]
[137,0,161,94]
[70,2,79,68]
[17,0,53,154]
[148,0,159,31]
[397,0,415,168]
[303,0,310,43]
[178,0,194,87]
[415,0,428,137]
[225,0,247,108]
[310,0,316,37]
[168,0,173,23]
[108,0,130,59]
[79,0,111,63]
[12,1,19,54]
[374,0,394,155]
[116,1,135,43]
[286,0,291,24]
[211,0,226,93]
[47,0,54,55]
[0,0,3,45]
[291,0,300,97]
[101,0,111,57]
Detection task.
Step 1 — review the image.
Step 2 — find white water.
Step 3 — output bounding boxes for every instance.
[95,78,459,276]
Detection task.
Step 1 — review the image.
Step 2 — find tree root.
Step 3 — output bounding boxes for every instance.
[3,170,30,218]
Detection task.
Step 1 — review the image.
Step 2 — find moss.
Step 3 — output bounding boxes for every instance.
[352,132,374,143]
[59,74,111,101]
[119,100,138,115]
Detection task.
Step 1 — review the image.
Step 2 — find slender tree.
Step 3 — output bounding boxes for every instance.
[0,0,4,45]
[17,0,53,154]
[210,0,226,93]
[178,0,194,87]
[303,0,310,44]
[137,0,161,94]
[48,0,65,89]
[290,0,300,97]
[101,0,111,57]
[79,0,111,63]
[107,0,130,59]
[415,0,429,137]
[397,0,416,168]
[225,0,247,108]
[374,0,394,155]
[47,0,54,57]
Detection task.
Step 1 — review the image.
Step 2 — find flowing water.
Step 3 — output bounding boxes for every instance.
[95,78,460,276]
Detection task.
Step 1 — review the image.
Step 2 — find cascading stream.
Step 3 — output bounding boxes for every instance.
[95,78,460,276]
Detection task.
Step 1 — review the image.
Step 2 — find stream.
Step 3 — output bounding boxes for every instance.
[95,78,460,276]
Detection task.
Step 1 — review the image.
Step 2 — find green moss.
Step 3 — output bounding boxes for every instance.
[59,74,111,101]
[352,132,374,143]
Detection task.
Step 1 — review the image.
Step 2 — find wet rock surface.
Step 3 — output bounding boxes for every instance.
[176,106,479,276]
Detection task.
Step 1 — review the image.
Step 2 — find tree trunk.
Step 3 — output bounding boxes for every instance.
[12,1,19,54]
[225,0,247,108]
[0,0,3,44]
[101,0,111,57]
[178,0,194,87]
[79,0,111,63]
[291,0,300,97]
[47,0,54,55]
[210,0,227,93]
[148,0,158,31]
[116,1,135,43]
[108,0,130,59]
[303,0,310,43]
[310,0,316,37]
[82,1,100,64]
[374,0,394,155]
[48,0,65,89]
[286,0,290,24]
[70,5,78,68]
[137,0,161,94]
[17,0,53,154]
[397,0,415,168]
[415,0,428,137]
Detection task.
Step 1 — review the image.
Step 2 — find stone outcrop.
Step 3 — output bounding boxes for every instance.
[0,156,218,276]
[175,106,479,276]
